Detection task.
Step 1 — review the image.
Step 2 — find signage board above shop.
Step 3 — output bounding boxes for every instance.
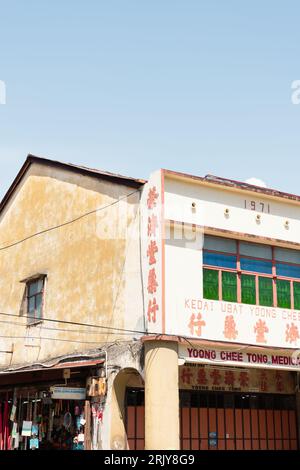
[50,386,86,400]
[179,299,300,350]
[179,363,295,394]
[178,343,300,371]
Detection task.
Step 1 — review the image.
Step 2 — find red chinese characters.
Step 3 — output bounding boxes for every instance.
[254,319,269,344]
[145,186,160,324]
[210,369,222,386]
[224,370,235,387]
[197,368,207,385]
[285,323,300,345]
[223,315,238,340]
[147,298,159,323]
[147,186,159,209]
[239,371,249,388]
[180,367,193,385]
[147,268,158,294]
[188,312,206,337]
[147,214,158,237]
[259,371,268,392]
[147,240,158,265]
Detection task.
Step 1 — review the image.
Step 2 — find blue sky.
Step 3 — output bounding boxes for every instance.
[0,1,300,198]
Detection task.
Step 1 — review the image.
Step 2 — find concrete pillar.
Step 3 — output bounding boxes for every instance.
[144,340,179,450]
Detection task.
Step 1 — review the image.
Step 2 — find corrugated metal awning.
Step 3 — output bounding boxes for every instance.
[0,358,104,376]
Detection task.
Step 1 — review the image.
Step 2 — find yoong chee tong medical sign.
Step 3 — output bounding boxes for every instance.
[178,343,300,371]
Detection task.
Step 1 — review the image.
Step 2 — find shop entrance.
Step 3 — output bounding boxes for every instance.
[125,388,299,451]
[125,388,145,450]
[0,391,90,450]
[180,390,299,450]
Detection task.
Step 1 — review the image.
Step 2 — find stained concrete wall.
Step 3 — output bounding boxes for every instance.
[0,162,144,366]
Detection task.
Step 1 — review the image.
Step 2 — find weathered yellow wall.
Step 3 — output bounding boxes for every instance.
[0,162,143,366]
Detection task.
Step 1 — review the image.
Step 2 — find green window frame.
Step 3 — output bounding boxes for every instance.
[203,269,219,300]
[241,274,256,305]
[277,279,291,309]
[222,271,237,302]
[258,277,273,307]
[294,282,300,310]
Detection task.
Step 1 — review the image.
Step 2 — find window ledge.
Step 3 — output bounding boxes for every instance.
[26,320,43,328]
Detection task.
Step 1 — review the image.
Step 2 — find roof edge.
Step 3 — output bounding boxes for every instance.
[163,169,300,204]
[0,154,145,216]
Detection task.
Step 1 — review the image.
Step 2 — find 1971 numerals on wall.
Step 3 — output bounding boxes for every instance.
[244,200,271,213]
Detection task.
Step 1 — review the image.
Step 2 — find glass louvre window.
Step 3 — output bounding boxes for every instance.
[222,271,237,302]
[241,274,256,305]
[275,247,300,264]
[240,242,272,259]
[203,269,219,300]
[294,282,300,310]
[240,258,272,275]
[203,252,237,269]
[277,280,291,309]
[259,277,273,307]
[204,236,236,253]
[276,263,300,279]
[27,278,44,324]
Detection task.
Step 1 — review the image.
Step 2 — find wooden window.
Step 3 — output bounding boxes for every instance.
[27,277,45,324]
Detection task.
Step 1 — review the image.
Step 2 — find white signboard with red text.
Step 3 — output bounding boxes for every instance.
[141,170,164,334]
[177,299,300,350]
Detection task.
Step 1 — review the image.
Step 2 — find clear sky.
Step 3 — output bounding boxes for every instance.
[0,1,300,199]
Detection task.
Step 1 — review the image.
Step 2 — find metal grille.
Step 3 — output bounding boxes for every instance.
[125,388,145,450]
[180,390,299,451]
[125,388,299,451]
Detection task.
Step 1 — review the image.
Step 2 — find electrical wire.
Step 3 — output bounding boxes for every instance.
[0,319,136,335]
[0,311,150,335]
[0,313,293,353]
[0,188,140,251]
[0,335,120,345]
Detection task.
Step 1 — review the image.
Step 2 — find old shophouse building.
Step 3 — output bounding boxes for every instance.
[140,169,300,451]
[0,156,299,450]
[0,155,145,450]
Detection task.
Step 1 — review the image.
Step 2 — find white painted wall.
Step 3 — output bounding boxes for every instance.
[163,175,300,349]
[164,177,300,244]
[165,224,203,336]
